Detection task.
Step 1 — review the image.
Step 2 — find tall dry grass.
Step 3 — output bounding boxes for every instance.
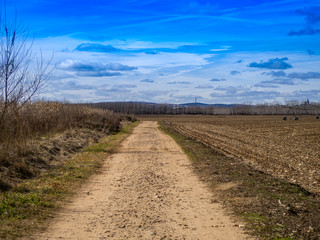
[0,101,123,190]
[0,101,121,146]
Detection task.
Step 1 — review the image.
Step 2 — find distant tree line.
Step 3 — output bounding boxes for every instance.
[87,102,213,115]
[86,101,320,116]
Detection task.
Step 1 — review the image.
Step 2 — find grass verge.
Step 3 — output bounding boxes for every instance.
[159,121,320,240]
[0,121,139,239]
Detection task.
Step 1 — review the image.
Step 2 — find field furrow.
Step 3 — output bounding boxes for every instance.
[162,115,320,194]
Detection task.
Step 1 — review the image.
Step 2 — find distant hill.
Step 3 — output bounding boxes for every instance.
[180,102,209,106]
[95,101,242,108]
[181,102,241,108]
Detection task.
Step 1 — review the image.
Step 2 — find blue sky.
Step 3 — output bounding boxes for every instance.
[5,0,320,104]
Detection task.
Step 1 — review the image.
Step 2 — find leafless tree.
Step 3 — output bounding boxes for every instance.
[0,5,52,121]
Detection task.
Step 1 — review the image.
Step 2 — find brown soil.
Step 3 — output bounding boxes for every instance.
[159,118,320,240]
[141,115,320,195]
[30,121,251,240]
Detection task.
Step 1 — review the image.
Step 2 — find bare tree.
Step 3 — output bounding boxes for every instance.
[0,5,52,120]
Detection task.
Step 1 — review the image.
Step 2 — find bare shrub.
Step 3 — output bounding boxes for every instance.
[0,4,52,147]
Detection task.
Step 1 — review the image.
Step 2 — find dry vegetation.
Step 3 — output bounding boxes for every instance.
[0,101,124,191]
[0,120,138,239]
[0,100,137,239]
[152,115,320,195]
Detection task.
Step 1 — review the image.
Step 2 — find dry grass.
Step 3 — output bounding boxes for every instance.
[0,98,137,239]
[0,121,139,239]
[0,101,124,191]
[0,102,121,145]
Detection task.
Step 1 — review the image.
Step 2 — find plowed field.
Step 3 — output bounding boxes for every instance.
[153,115,320,194]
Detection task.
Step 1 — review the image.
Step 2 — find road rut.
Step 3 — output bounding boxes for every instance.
[33,121,250,240]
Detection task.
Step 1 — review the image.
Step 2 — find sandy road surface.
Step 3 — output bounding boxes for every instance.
[33,121,250,240]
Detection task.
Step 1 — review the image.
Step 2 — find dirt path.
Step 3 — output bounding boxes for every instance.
[33,121,250,240]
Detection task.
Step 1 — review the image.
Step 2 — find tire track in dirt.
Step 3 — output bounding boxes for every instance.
[32,121,250,240]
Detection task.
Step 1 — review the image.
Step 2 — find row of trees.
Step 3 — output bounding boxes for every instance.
[88,102,216,115]
[88,102,320,115]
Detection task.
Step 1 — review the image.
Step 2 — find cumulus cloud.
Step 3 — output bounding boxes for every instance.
[195,84,213,89]
[215,86,239,94]
[238,90,280,98]
[50,72,76,81]
[248,58,292,69]
[58,60,137,77]
[167,81,191,84]
[254,83,279,88]
[230,71,240,75]
[95,87,132,96]
[287,72,320,80]
[140,79,155,83]
[59,60,137,72]
[210,78,226,82]
[261,71,320,80]
[258,79,296,86]
[293,89,320,98]
[105,63,138,71]
[210,89,280,99]
[133,90,171,102]
[94,84,138,97]
[262,71,287,77]
[49,80,94,90]
[113,84,137,88]
[76,71,121,77]
[139,90,170,97]
[213,85,281,100]
[75,43,120,52]
[288,7,320,37]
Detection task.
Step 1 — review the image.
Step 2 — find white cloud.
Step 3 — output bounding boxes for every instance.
[34,36,320,104]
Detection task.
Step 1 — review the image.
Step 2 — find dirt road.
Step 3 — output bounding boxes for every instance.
[33,121,250,240]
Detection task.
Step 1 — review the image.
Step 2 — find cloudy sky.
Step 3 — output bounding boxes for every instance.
[6,0,320,104]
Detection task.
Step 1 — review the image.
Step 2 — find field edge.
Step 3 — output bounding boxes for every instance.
[158,120,320,240]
